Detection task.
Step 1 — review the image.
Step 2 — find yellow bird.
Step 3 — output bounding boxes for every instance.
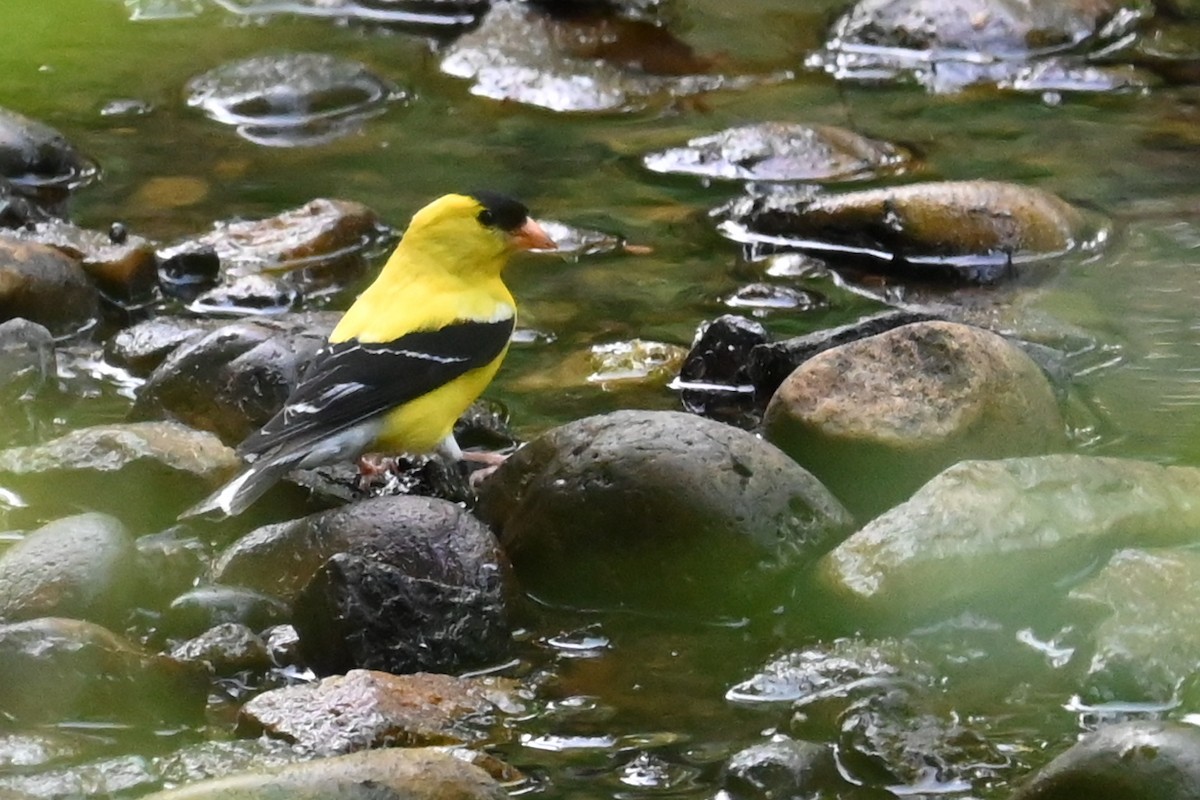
[181,191,555,519]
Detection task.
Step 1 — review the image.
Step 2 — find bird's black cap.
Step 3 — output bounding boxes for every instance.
[470,190,529,233]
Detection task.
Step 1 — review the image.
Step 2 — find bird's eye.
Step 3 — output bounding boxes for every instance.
[477,209,495,227]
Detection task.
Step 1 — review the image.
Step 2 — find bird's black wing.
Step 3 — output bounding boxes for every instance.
[238,317,514,458]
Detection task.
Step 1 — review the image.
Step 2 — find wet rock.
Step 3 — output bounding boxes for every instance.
[104,317,226,376]
[0,512,137,625]
[157,242,221,291]
[164,585,292,640]
[727,637,928,706]
[716,181,1097,283]
[138,746,508,800]
[0,617,207,725]
[1068,548,1200,702]
[0,318,56,400]
[477,409,854,615]
[176,198,384,281]
[214,495,513,674]
[9,219,158,304]
[239,669,521,754]
[0,422,239,522]
[535,219,629,257]
[644,122,910,183]
[0,730,91,770]
[722,736,883,800]
[725,282,826,314]
[153,739,304,790]
[818,455,1200,623]
[0,179,52,228]
[1010,721,1200,800]
[188,273,299,316]
[676,314,768,426]
[837,685,1013,793]
[170,622,272,675]
[586,339,686,385]
[134,529,211,613]
[292,451,475,510]
[131,313,338,443]
[747,309,940,400]
[441,2,763,112]
[810,0,1149,92]
[186,53,406,146]
[211,0,489,33]
[0,236,99,335]
[762,321,1067,515]
[0,106,98,205]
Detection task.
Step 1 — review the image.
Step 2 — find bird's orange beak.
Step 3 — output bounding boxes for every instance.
[509,218,556,251]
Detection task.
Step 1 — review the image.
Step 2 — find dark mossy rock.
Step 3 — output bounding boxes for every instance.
[1010,721,1200,800]
[213,496,514,675]
[0,106,98,206]
[644,122,910,183]
[130,313,338,443]
[238,669,521,755]
[0,617,207,725]
[716,181,1097,283]
[105,317,227,377]
[677,314,768,426]
[165,585,292,640]
[137,746,508,800]
[0,178,52,228]
[818,456,1200,624]
[0,512,138,626]
[477,409,853,615]
[762,321,1066,515]
[169,623,272,676]
[0,235,99,335]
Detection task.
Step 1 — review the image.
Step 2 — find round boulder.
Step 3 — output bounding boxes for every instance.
[476,409,854,615]
[0,512,137,625]
[0,236,99,335]
[763,321,1065,515]
[212,495,514,676]
[1011,721,1200,800]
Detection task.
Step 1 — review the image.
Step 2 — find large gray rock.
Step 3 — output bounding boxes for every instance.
[137,746,508,800]
[762,321,1066,515]
[0,512,137,625]
[1011,721,1200,800]
[214,495,514,675]
[1069,548,1200,703]
[477,409,853,615]
[818,455,1200,623]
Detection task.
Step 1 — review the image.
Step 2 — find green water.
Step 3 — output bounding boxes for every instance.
[3,0,1200,797]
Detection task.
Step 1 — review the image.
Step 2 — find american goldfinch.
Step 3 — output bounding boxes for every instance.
[181,191,555,519]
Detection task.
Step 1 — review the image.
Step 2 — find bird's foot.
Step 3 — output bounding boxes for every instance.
[463,449,509,489]
[355,453,401,491]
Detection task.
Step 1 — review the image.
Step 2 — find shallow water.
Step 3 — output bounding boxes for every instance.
[2,0,1200,797]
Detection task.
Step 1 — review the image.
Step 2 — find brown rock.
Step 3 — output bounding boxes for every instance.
[763,321,1065,514]
[0,235,99,334]
[238,669,522,755]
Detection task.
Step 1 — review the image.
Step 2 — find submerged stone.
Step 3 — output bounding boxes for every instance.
[644,122,910,183]
[477,409,853,615]
[716,181,1098,283]
[0,318,56,400]
[818,455,1200,623]
[186,52,406,146]
[1069,548,1200,703]
[762,321,1066,515]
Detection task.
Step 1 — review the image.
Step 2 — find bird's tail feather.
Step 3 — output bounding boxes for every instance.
[178,456,298,520]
